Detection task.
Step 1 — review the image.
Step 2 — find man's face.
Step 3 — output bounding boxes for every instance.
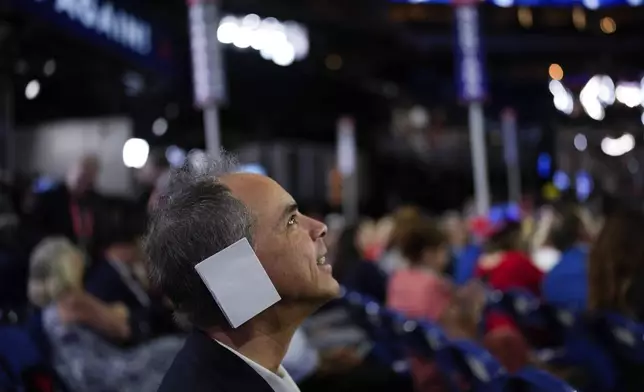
[68,157,99,194]
[222,174,340,304]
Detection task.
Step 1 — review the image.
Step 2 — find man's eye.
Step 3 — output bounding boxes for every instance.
[287,216,297,226]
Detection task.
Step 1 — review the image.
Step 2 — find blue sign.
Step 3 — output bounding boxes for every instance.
[454,5,487,102]
[10,0,174,73]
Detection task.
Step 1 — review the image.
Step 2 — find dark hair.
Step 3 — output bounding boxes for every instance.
[549,207,582,252]
[484,221,522,254]
[332,225,362,283]
[148,150,170,170]
[399,219,447,264]
[143,151,254,329]
[588,208,644,318]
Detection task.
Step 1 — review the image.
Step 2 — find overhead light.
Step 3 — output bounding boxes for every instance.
[572,7,586,30]
[518,7,533,28]
[165,145,187,168]
[494,0,514,8]
[549,63,564,81]
[582,0,600,10]
[600,17,616,34]
[601,133,635,157]
[123,138,150,169]
[615,82,641,108]
[574,134,587,151]
[152,118,168,136]
[43,59,56,77]
[25,80,40,100]
[217,14,308,67]
[549,80,574,115]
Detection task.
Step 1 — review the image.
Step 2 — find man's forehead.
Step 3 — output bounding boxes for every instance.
[221,173,293,210]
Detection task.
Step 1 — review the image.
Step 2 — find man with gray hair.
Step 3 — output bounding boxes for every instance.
[146,151,339,392]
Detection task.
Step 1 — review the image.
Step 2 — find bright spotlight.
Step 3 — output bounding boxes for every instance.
[553,89,574,115]
[580,79,605,121]
[494,0,514,7]
[123,138,150,169]
[218,14,308,66]
[25,80,40,100]
[574,134,588,151]
[601,133,635,157]
[152,118,168,136]
[217,17,239,44]
[272,41,295,66]
[582,0,600,9]
[615,83,641,108]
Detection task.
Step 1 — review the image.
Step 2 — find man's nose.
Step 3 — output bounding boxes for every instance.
[308,216,327,240]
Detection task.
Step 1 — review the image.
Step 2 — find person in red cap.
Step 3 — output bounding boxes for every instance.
[474,220,543,372]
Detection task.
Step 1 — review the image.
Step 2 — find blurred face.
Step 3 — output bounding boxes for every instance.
[421,245,450,272]
[60,250,85,290]
[222,174,340,304]
[67,157,99,194]
[444,216,467,247]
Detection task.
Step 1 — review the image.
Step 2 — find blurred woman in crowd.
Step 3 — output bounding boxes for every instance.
[28,237,183,392]
[387,218,452,322]
[378,206,421,275]
[588,208,644,390]
[475,221,542,294]
[588,208,644,318]
[474,221,543,372]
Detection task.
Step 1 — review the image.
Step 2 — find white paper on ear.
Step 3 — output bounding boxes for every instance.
[195,238,281,328]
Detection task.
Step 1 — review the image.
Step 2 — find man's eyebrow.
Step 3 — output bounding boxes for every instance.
[279,202,299,222]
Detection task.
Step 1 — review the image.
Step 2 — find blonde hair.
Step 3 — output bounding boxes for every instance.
[28,237,83,307]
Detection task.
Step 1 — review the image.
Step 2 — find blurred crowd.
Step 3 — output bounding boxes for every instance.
[1,151,644,392]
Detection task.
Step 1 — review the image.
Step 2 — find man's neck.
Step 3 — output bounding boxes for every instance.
[206,303,311,373]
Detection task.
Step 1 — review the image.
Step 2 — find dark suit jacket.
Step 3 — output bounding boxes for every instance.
[158,331,274,392]
[25,184,110,260]
[84,259,179,343]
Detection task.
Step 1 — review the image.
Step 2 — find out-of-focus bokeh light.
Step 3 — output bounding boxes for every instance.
[517,7,533,28]
[152,118,168,136]
[549,63,564,81]
[43,60,56,77]
[553,170,570,190]
[600,17,616,34]
[325,54,343,71]
[615,82,641,108]
[572,7,586,30]
[549,79,574,115]
[217,14,308,67]
[601,133,635,157]
[165,145,187,168]
[123,138,150,169]
[25,80,41,100]
[583,0,600,10]
[574,133,587,151]
[494,0,514,8]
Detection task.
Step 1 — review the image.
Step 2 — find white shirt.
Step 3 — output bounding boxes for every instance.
[531,247,562,273]
[216,341,301,392]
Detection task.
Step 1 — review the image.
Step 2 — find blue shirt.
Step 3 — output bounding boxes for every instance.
[454,244,483,286]
[542,245,588,311]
